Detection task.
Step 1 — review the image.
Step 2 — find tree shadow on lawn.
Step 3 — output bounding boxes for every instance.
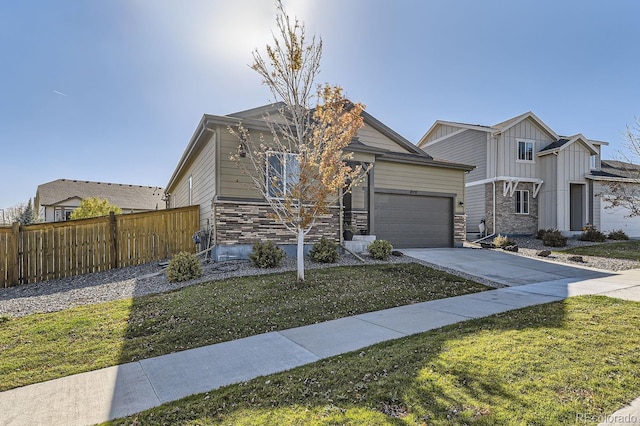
[108,293,640,425]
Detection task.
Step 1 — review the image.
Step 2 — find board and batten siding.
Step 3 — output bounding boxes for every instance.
[373,161,465,215]
[424,129,488,181]
[495,118,555,178]
[170,132,217,229]
[537,154,558,230]
[555,144,592,231]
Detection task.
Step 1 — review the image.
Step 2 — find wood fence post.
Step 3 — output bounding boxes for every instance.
[109,212,119,269]
[11,222,20,286]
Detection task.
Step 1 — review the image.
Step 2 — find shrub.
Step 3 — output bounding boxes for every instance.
[367,239,393,260]
[493,234,514,248]
[249,241,285,268]
[579,227,607,242]
[536,229,554,240]
[608,229,630,241]
[542,230,568,247]
[166,251,202,283]
[309,237,338,263]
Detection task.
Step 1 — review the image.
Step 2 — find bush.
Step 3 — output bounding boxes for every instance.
[493,234,514,248]
[249,241,285,268]
[536,229,554,240]
[579,227,607,242]
[166,251,202,283]
[542,230,568,247]
[367,239,393,260]
[607,229,630,241]
[309,237,338,263]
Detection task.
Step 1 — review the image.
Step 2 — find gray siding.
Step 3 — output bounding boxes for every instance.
[496,118,555,178]
[465,185,486,236]
[537,155,557,230]
[423,124,465,144]
[424,129,488,182]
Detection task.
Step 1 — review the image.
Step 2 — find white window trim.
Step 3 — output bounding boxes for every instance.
[515,190,530,215]
[516,139,535,163]
[266,151,299,199]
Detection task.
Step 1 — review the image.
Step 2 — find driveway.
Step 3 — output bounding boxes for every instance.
[401,247,612,287]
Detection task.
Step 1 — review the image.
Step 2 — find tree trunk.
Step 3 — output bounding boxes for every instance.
[297,227,305,282]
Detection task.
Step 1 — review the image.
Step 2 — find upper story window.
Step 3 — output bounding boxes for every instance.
[590,154,599,170]
[515,190,530,214]
[517,140,534,162]
[266,152,300,198]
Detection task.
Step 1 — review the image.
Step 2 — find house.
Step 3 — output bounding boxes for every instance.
[591,160,640,237]
[165,104,474,260]
[418,112,609,238]
[35,179,165,222]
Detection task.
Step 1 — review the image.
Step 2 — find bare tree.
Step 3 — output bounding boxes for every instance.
[604,116,640,217]
[230,1,370,282]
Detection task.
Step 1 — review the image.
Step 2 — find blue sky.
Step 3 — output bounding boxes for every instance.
[1,0,639,210]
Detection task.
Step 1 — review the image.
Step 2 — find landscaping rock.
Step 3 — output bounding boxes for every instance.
[391,250,404,257]
[537,250,551,257]
[480,242,495,249]
[568,255,585,263]
[503,245,519,252]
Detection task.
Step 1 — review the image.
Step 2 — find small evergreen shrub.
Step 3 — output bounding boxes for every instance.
[309,237,338,263]
[493,234,514,248]
[608,229,630,240]
[367,239,393,260]
[536,229,554,240]
[167,251,202,283]
[579,227,607,242]
[249,241,285,268]
[542,230,568,247]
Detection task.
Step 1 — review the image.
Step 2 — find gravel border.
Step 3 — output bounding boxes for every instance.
[491,236,640,272]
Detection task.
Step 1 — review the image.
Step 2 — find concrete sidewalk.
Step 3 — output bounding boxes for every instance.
[1,265,639,425]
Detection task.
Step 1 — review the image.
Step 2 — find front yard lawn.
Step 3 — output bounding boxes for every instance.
[560,240,640,260]
[106,296,640,425]
[0,263,488,391]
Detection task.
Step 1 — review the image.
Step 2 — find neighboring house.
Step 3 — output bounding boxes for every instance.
[35,179,165,222]
[166,104,474,260]
[591,160,640,237]
[418,112,609,238]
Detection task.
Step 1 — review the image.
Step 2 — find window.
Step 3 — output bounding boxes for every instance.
[188,176,193,206]
[515,190,529,214]
[517,140,534,162]
[590,154,599,170]
[54,207,75,221]
[266,152,299,198]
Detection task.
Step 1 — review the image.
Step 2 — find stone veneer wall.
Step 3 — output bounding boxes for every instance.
[454,215,466,247]
[214,201,340,245]
[350,210,369,235]
[485,182,538,235]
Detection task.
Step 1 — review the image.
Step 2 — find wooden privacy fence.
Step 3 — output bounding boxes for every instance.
[0,206,199,288]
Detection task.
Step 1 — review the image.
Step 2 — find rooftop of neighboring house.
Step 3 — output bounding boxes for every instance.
[35,179,165,211]
[599,159,640,179]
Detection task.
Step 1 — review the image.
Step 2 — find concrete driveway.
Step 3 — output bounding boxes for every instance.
[401,247,612,287]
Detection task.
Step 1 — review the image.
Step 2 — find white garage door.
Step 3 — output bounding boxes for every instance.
[600,201,640,238]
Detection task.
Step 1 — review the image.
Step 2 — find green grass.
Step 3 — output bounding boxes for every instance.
[560,240,640,260]
[105,296,640,425]
[0,263,488,391]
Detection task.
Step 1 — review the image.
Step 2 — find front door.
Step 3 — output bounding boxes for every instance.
[570,184,585,231]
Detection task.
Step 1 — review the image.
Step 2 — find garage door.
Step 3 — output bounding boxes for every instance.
[374,192,453,248]
[600,202,640,238]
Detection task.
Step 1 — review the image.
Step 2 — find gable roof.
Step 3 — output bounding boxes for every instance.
[168,104,456,189]
[538,134,598,156]
[36,179,165,210]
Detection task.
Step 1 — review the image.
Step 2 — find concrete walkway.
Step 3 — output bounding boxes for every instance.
[1,252,639,425]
